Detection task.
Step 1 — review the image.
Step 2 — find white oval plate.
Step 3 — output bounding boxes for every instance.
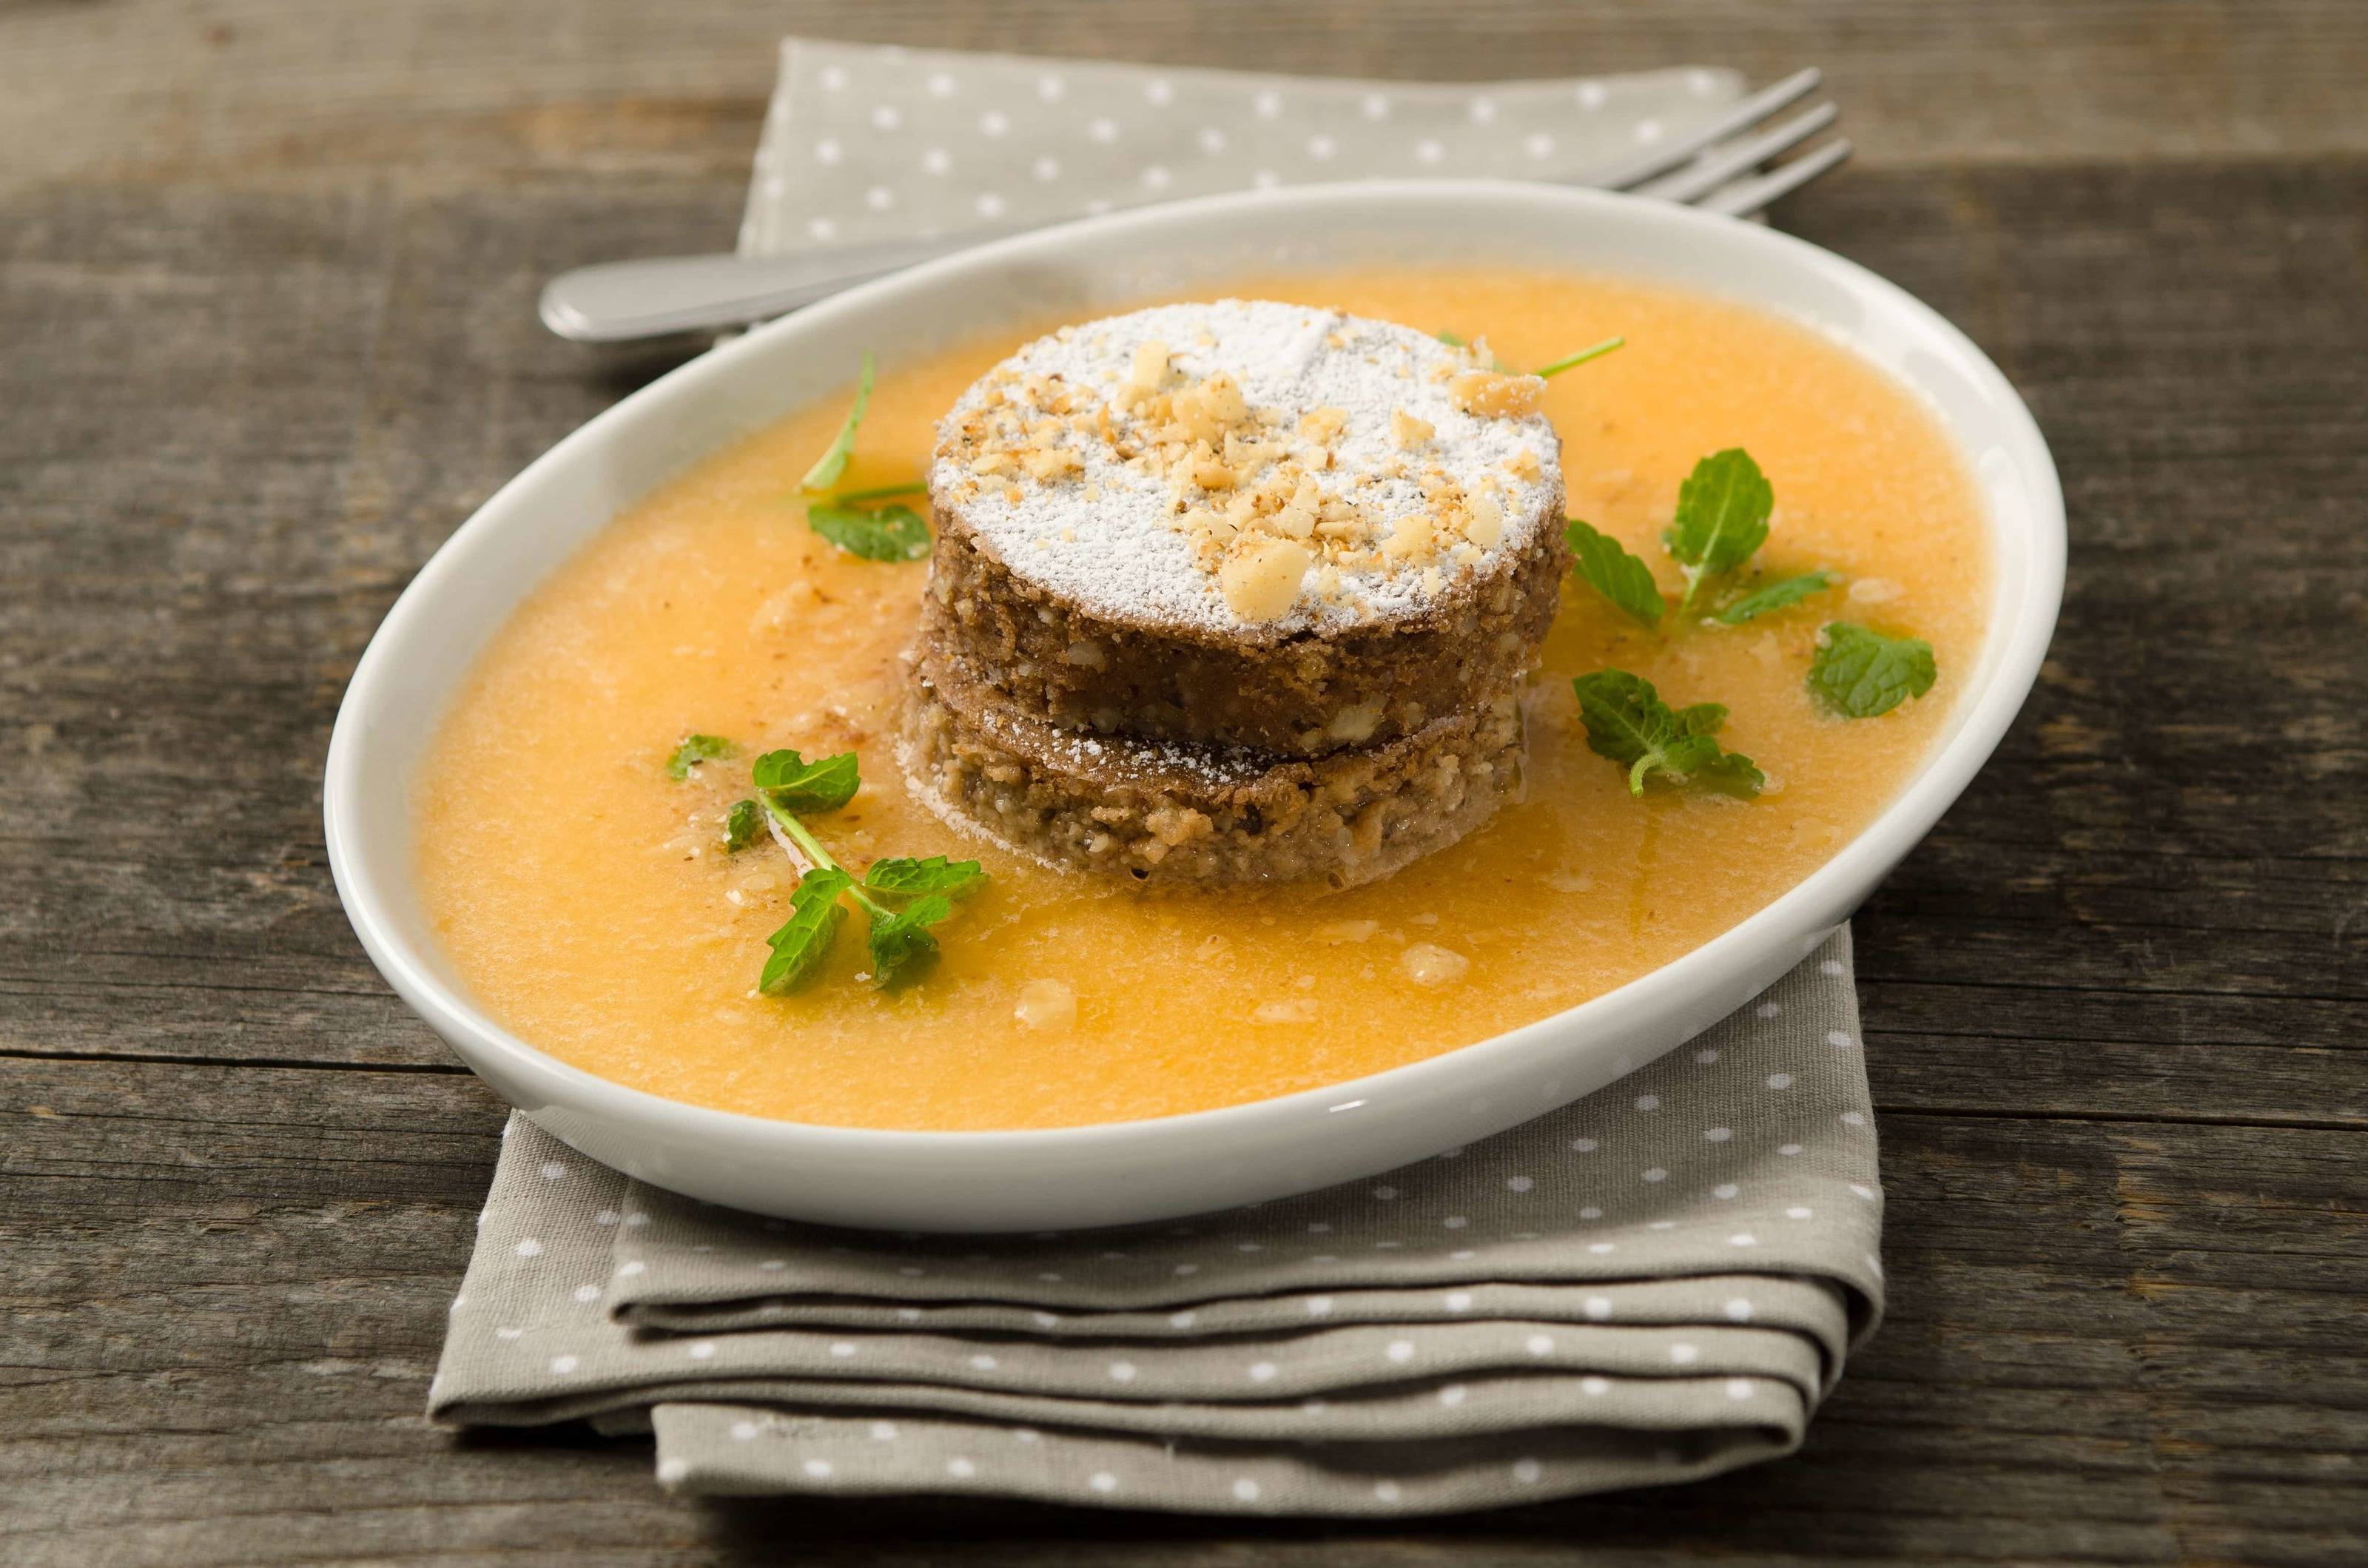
[326,181,2062,1233]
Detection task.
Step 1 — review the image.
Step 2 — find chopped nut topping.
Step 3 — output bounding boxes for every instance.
[1299,406,1348,444]
[1462,489,1504,548]
[939,308,1559,621]
[1120,338,1171,405]
[1380,514,1435,563]
[1219,536,1313,622]
[1022,445,1082,481]
[1450,369,1546,417]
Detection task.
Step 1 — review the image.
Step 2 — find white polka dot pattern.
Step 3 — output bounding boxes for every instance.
[737,40,1746,260]
[433,886,1875,1513]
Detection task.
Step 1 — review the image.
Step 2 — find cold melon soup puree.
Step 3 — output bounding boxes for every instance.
[414,269,1989,1131]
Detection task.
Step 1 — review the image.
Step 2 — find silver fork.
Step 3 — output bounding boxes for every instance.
[540,69,1849,343]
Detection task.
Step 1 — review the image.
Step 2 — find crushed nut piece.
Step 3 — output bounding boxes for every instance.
[1219,536,1313,622]
[1450,369,1545,417]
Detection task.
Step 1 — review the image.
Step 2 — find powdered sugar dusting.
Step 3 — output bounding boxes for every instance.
[929,300,1560,635]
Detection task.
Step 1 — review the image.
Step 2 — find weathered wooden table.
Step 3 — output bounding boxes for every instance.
[5,3,2364,1561]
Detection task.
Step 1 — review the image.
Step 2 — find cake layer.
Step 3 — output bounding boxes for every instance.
[897,646,1524,889]
[921,505,1566,756]
[926,299,1569,755]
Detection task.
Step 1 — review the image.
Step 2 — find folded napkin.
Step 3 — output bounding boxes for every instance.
[429,44,1886,1514]
[737,38,1744,255]
[431,932,1883,1514]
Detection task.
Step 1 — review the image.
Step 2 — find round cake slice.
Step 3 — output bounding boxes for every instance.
[899,647,1524,889]
[925,299,1570,756]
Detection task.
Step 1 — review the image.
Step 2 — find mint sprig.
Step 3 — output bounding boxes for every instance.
[1809,623,1937,718]
[1436,330,1624,378]
[864,855,989,899]
[1572,670,1763,798]
[759,868,851,995]
[792,354,934,560]
[665,733,735,781]
[1565,519,1664,628]
[1664,449,1775,616]
[1533,336,1624,377]
[1713,571,1838,625]
[808,501,932,562]
[862,893,957,986]
[799,353,875,492]
[722,798,764,852]
[752,748,860,811]
[747,750,986,991]
[1570,451,1837,636]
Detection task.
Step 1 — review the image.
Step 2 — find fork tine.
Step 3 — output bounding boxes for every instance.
[1577,67,1824,192]
[1634,101,1840,205]
[1695,138,1855,218]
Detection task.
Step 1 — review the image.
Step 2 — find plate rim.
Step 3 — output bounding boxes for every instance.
[324,178,2063,1187]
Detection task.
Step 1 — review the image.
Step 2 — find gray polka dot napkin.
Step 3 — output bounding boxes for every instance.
[431,930,1884,1514]
[736,38,1743,255]
[429,47,1879,1514]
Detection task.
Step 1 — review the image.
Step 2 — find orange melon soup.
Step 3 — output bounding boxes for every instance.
[413,269,1989,1131]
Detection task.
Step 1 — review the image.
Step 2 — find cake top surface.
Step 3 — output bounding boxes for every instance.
[929,299,1563,637]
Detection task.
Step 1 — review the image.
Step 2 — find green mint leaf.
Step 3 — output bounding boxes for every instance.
[808,502,932,562]
[1691,748,1768,798]
[665,733,734,781]
[1809,622,1937,719]
[758,868,851,994]
[863,855,987,901]
[1664,448,1774,612]
[1672,702,1727,738]
[798,352,875,492]
[866,892,954,989]
[1564,519,1664,627]
[722,798,764,852]
[1572,670,1670,771]
[1435,330,1466,346]
[1533,335,1624,377]
[1660,733,1721,774]
[1714,571,1838,625]
[752,749,861,812]
[1572,670,1763,799]
[1661,734,1766,798]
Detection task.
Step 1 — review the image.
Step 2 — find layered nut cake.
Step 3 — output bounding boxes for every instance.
[899,299,1571,886]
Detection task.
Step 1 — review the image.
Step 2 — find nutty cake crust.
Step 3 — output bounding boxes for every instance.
[925,300,1571,756]
[921,497,1569,756]
[898,649,1524,889]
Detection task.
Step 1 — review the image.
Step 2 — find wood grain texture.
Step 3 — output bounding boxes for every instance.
[4,1060,2361,1564]
[7,0,2368,192]
[2,0,2366,1561]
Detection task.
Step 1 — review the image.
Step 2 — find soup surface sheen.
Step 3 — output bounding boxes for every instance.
[414,269,1989,1130]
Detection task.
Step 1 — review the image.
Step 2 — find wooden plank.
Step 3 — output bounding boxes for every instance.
[4,0,2368,194]
[4,7,2365,1558]
[4,1057,2361,1562]
[6,161,2364,1126]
